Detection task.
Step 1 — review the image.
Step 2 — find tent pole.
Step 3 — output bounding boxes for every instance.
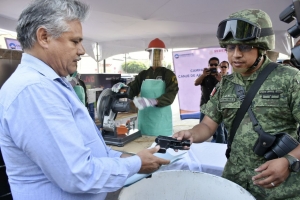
[103,59,106,73]
[96,43,100,73]
[125,53,127,73]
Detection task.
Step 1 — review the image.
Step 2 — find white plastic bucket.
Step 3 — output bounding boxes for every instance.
[119,170,255,200]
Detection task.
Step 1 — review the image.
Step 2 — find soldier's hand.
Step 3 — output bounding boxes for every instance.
[136,146,170,174]
[252,157,290,189]
[172,130,193,150]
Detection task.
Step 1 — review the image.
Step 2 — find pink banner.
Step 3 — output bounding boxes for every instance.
[173,48,231,119]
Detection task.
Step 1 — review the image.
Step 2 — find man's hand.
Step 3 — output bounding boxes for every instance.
[137,146,170,174]
[195,68,211,86]
[133,97,157,110]
[203,68,211,77]
[111,82,126,93]
[172,130,193,150]
[252,157,290,188]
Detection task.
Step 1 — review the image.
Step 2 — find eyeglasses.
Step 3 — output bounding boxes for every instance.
[216,18,274,41]
[210,64,218,67]
[225,44,254,53]
[220,66,228,68]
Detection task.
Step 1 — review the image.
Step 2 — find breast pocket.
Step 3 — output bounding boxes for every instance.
[253,96,290,118]
[220,101,240,120]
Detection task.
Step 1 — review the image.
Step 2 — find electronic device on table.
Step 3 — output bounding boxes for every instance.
[96,87,141,146]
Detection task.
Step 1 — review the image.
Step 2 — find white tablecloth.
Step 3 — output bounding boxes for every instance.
[160,142,227,176]
[124,142,228,186]
[187,142,227,176]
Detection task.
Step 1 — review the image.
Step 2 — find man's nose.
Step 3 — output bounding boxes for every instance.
[78,43,85,56]
[232,45,242,57]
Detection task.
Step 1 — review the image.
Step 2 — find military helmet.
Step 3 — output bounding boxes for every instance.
[217,9,275,50]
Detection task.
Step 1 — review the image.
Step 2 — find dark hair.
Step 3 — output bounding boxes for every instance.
[208,57,219,64]
[220,60,229,66]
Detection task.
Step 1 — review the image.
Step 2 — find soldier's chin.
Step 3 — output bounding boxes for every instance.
[232,67,248,73]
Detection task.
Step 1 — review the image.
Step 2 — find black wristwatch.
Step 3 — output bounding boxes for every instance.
[283,154,300,172]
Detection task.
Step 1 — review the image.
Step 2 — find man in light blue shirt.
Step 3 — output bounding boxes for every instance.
[0,0,170,199]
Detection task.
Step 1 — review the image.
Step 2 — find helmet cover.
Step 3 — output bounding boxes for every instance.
[218,9,275,50]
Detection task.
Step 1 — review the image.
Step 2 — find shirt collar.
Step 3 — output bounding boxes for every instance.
[21,53,70,88]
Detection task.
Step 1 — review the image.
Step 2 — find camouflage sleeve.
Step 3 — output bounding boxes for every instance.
[127,71,145,99]
[200,80,223,124]
[288,70,300,122]
[156,70,179,107]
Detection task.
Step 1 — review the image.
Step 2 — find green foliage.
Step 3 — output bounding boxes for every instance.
[122,61,148,73]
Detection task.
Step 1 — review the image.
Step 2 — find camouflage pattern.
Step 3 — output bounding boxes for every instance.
[201,56,300,199]
[219,9,275,50]
[127,67,179,107]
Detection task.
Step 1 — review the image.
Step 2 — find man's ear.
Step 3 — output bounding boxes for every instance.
[36,27,50,49]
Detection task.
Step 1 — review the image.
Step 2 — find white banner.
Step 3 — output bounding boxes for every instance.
[173,48,230,119]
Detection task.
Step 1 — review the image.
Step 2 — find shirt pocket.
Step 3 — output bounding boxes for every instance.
[253,96,290,117]
[220,101,240,120]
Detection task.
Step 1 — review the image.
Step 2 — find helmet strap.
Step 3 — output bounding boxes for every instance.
[247,54,263,71]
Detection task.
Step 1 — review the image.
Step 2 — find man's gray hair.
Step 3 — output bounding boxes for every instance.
[16,0,89,50]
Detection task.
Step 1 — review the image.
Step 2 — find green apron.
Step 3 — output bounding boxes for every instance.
[138,79,172,136]
[73,85,85,105]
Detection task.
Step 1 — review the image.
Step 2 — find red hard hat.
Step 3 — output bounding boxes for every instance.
[146,38,166,50]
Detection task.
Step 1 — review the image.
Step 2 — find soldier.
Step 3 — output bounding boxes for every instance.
[173,9,300,199]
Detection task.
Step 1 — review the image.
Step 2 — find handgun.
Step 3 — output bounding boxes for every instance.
[155,135,191,153]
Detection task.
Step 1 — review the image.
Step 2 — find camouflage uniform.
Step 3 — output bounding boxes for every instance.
[127,67,179,107]
[203,8,300,199]
[202,56,300,199]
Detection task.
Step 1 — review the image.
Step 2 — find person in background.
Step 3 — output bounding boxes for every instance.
[219,60,230,77]
[194,57,226,143]
[174,9,300,199]
[0,1,170,200]
[112,38,179,136]
[218,60,230,143]
[68,66,88,107]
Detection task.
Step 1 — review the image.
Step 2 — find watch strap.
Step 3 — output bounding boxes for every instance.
[284,154,299,172]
